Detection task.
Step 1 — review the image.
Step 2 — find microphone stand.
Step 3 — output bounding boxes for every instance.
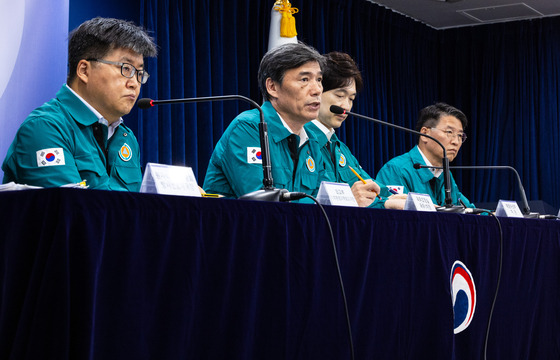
[415,164,540,218]
[139,96,288,201]
[330,105,462,211]
[449,165,533,216]
[449,165,538,217]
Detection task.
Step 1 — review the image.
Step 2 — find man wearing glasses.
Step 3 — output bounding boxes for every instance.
[376,102,474,207]
[2,17,157,190]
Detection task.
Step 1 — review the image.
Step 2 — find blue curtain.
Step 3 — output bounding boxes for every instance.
[439,19,560,208]
[134,0,560,210]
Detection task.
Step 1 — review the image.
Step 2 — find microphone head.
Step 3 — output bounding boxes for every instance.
[330,105,346,115]
[137,98,154,109]
[413,163,422,169]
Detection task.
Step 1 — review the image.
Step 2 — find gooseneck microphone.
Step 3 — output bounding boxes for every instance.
[139,96,303,202]
[414,163,537,217]
[330,105,459,210]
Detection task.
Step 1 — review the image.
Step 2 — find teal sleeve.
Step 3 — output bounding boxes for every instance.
[3,116,83,187]
[203,120,264,198]
[368,196,387,209]
[376,162,412,194]
[364,177,391,209]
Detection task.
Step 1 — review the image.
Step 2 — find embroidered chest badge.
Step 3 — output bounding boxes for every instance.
[338,154,347,167]
[119,143,132,161]
[306,156,316,173]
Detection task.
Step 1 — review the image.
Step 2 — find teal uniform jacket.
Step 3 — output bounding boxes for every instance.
[376,146,474,207]
[305,121,390,208]
[203,101,328,200]
[2,85,142,191]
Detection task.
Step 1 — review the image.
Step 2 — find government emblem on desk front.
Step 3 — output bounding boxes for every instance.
[450,261,477,334]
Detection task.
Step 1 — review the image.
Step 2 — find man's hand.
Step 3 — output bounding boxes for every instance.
[351,179,381,207]
[384,193,408,210]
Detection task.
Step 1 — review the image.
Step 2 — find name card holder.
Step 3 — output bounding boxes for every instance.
[495,200,523,218]
[317,181,358,207]
[140,162,201,197]
[404,192,436,212]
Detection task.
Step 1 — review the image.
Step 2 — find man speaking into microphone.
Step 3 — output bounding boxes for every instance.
[203,43,330,199]
[376,103,474,208]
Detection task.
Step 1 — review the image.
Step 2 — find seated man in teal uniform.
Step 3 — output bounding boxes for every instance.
[204,43,338,199]
[376,103,474,207]
[305,51,406,209]
[2,17,157,191]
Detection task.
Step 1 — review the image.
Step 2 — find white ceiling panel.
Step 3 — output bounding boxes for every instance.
[366,0,560,29]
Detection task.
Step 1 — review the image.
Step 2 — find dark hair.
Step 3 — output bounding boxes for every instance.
[415,102,468,142]
[67,17,157,83]
[258,42,326,101]
[321,52,363,93]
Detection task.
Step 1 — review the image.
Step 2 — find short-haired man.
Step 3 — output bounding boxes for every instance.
[203,43,329,199]
[305,52,405,209]
[376,102,474,207]
[2,17,157,190]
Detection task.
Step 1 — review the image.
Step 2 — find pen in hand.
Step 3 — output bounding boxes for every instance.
[349,166,381,199]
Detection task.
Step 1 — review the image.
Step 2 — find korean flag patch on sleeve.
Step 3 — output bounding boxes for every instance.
[36,148,65,167]
[247,147,262,164]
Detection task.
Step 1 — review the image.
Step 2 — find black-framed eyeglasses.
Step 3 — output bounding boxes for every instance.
[430,127,467,143]
[88,59,150,84]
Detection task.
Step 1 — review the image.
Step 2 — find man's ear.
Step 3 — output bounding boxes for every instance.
[75,59,91,84]
[265,77,279,99]
[419,127,430,144]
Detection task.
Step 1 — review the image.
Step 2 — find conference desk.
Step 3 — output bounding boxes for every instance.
[1,188,559,359]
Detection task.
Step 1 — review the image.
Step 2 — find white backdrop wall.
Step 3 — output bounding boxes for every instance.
[0,0,69,181]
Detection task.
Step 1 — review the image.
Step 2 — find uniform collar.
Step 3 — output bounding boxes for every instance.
[56,85,99,127]
[417,146,443,178]
[411,146,438,184]
[60,85,124,131]
[311,120,335,141]
[306,121,328,148]
[263,101,311,148]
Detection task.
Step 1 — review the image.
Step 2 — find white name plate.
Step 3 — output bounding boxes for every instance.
[404,192,436,212]
[140,162,201,197]
[495,200,523,218]
[317,181,358,207]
